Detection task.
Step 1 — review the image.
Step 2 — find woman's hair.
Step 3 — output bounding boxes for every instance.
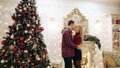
[77,25,82,36]
[78,25,84,42]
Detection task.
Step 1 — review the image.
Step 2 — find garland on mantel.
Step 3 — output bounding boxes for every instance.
[84,35,101,49]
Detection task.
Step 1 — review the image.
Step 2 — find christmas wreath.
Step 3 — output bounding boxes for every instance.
[84,35,101,49]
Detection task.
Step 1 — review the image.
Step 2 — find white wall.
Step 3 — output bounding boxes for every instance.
[36,0,120,67]
[0,0,120,68]
[36,0,120,53]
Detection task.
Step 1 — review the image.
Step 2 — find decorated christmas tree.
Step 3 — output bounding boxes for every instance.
[0,0,50,67]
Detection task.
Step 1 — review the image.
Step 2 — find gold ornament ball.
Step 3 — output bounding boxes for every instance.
[24,8,27,10]
[2,49,5,52]
[24,50,28,53]
[10,45,14,50]
[11,66,14,68]
[28,60,30,62]
[1,59,5,63]
[4,65,6,67]
[32,29,34,31]
[24,30,28,33]
[22,61,25,63]
[28,3,30,6]
[37,58,40,61]
[5,60,8,62]
[27,24,30,27]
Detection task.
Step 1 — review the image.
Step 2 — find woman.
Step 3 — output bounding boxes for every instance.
[73,25,83,68]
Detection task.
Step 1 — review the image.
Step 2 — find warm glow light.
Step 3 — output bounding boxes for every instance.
[4,30,8,32]
[5,22,8,25]
[95,22,101,31]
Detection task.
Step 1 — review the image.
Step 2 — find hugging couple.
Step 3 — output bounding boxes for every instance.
[62,20,83,68]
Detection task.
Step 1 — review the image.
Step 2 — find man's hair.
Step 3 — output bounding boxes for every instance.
[68,20,74,26]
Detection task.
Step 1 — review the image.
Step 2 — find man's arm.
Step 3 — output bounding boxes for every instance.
[64,30,79,49]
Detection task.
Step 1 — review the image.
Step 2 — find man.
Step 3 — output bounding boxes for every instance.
[62,20,80,68]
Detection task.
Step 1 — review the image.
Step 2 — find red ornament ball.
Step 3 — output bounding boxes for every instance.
[24,10,28,14]
[18,4,21,6]
[30,16,33,20]
[11,15,16,19]
[14,32,18,35]
[21,50,24,53]
[21,44,26,48]
[32,12,35,15]
[32,34,34,36]
[25,22,29,24]
[30,25,34,29]
[33,52,36,56]
[37,27,44,31]
[40,59,44,63]
[35,30,40,33]
[24,66,27,68]
[39,46,43,49]
[13,23,17,27]
[32,40,35,43]
[28,58,33,62]
[4,53,8,57]
[35,14,38,17]
[13,47,18,51]
[17,40,20,43]
[17,58,22,61]
[30,5,32,7]
[32,66,34,68]
[19,36,24,41]
[1,40,6,45]
[14,53,18,56]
